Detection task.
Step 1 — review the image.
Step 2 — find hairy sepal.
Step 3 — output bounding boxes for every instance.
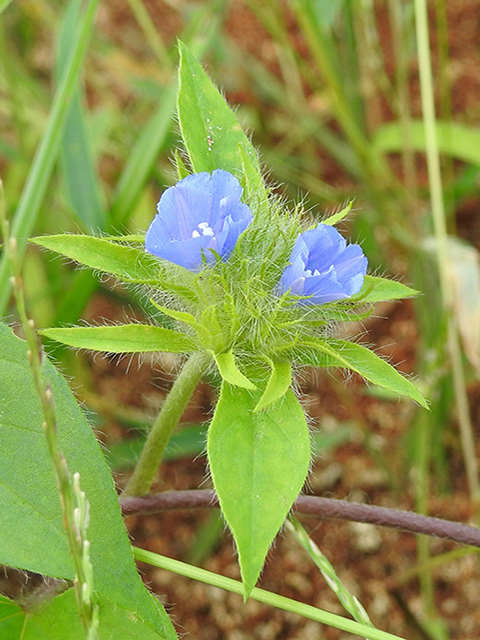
[321,201,353,226]
[31,234,160,285]
[208,383,310,598]
[40,324,197,354]
[292,337,428,408]
[150,299,208,338]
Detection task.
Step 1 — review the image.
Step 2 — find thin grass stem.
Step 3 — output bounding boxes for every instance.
[388,0,418,208]
[0,180,98,637]
[133,547,407,640]
[287,517,374,632]
[413,0,479,504]
[125,0,173,74]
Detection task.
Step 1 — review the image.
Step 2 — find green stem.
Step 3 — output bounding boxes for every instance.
[123,351,210,496]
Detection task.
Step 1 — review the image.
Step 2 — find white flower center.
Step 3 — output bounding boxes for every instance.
[192,221,215,238]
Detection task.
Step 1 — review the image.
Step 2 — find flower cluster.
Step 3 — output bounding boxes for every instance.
[145,169,367,305]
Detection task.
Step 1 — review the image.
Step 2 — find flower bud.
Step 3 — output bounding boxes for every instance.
[278,223,367,305]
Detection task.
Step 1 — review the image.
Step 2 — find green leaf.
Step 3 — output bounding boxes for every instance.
[0,322,175,637]
[373,119,480,167]
[30,234,160,284]
[177,41,263,183]
[40,324,197,354]
[239,143,270,220]
[254,361,292,412]
[354,275,419,303]
[1,590,175,640]
[214,351,256,390]
[208,384,310,597]
[0,595,24,636]
[293,337,428,408]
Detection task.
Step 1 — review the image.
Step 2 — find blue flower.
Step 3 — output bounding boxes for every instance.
[145,170,253,271]
[278,223,367,305]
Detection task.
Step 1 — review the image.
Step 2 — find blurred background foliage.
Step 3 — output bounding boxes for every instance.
[2,0,480,637]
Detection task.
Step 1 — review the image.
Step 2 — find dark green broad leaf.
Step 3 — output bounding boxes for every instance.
[0,590,174,640]
[0,595,24,637]
[177,41,267,205]
[208,384,310,597]
[354,275,419,304]
[0,322,176,638]
[31,234,160,285]
[40,324,197,354]
[293,337,428,408]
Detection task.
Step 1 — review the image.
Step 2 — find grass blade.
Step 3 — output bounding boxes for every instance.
[0,0,100,315]
[0,0,13,14]
[414,0,479,500]
[57,0,105,230]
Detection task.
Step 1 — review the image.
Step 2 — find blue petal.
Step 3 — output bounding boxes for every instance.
[278,237,309,295]
[278,223,367,305]
[145,170,253,270]
[302,225,346,274]
[332,244,368,295]
[303,268,350,304]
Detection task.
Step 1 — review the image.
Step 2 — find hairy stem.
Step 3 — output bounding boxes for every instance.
[123,351,211,496]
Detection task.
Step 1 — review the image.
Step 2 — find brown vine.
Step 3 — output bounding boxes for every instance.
[120,490,480,548]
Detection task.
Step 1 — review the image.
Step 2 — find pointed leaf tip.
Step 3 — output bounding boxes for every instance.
[208,384,310,596]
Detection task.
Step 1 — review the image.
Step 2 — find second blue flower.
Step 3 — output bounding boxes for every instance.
[278,223,368,305]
